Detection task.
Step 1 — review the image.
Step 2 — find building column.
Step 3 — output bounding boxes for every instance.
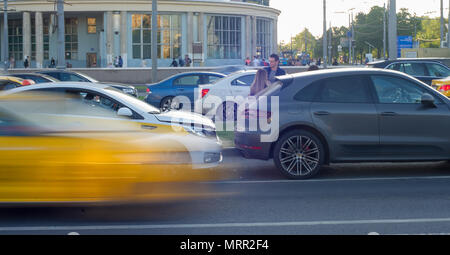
[198,12,204,65]
[120,11,127,67]
[186,12,194,59]
[273,18,278,54]
[23,12,31,65]
[106,11,114,66]
[252,16,257,57]
[245,15,252,59]
[35,12,44,69]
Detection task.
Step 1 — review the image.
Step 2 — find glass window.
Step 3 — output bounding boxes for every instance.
[231,75,256,86]
[207,75,223,84]
[425,63,450,77]
[8,19,23,63]
[59,73,87,82]
[132,14,181,60]
[318,76,371,103]
[65,18,78,60]
[173,75,201,86]
[256,18,272,59]
[87,18,96,34]
[207,16,242,59]
[400,63,427,76]
[293,81,321,102]
[370,75,437,104]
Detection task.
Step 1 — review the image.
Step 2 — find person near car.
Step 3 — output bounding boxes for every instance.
[178,56,185,67]
[50,58,56,68]
[252,56,260,67]
[264,54,286,83]
[24,56,30,68]
[245,57,251,66]
[170,58,178,67]
[250,69,271,96]
[118,56,123,68]
[184,54,192,67]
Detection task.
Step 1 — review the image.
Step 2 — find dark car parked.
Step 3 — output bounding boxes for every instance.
[37,70,138,97]
[235,68,450,179]
[145,72,226,111]
[10,73,60,84]
[367,59,450,85]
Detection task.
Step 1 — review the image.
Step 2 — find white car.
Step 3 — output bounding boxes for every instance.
[1,82,222,169]
[197,70,257,120]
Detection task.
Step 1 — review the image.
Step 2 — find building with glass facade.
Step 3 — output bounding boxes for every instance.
[1,0,280,68]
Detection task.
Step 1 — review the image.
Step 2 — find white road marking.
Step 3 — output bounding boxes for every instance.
[3,218,450,232]
[205,175,450,184]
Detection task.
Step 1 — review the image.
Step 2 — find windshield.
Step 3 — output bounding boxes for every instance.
[78,72,99,83]
[105,87,160,114]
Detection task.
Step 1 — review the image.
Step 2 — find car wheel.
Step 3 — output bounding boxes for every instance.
[273,130,325,179]
[160,96,174,112]
[216,102,236,122]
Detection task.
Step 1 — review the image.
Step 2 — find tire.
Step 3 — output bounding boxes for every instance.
[215,102,237,122]
[273,129,325,180]
[160,96,174,112]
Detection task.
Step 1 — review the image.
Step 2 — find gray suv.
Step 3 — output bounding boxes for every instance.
[235,68,450,179]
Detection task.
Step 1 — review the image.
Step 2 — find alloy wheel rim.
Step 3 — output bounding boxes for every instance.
[279,136,320,176]
[161,98,172,112]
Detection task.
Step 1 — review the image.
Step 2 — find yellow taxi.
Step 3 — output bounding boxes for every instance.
[0,76,35,90]
[0,93,227,205]
[431,77,450,97]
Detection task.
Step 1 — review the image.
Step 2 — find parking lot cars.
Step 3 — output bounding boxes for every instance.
[198,70,257,120]
[367,59,450,85]
[8,73,60,84]
[1,82,222,169]
[0,76,35,90]
[235,68,450,179]
[0,96,225,204]
[431,77,450,97]
[145,72,226,112]
[38,70,138,97]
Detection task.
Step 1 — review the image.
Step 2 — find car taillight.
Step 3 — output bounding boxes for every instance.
[439,85,450,92]
[146,87,150,93]
[21,79,34,86]
[201,89,210,98]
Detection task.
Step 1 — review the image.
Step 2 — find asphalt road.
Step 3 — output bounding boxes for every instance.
[1,153,450,235]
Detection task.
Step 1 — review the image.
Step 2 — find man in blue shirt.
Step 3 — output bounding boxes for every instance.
[264,54,286,83]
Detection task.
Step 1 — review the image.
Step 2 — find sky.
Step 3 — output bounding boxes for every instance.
[271,0,448,43]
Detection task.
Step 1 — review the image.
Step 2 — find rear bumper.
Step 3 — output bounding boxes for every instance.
[234,132,272,160]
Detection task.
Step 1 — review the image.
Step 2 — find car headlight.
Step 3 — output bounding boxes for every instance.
[183,125,217,139]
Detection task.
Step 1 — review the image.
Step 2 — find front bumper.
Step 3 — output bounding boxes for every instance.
[234,132,272,160]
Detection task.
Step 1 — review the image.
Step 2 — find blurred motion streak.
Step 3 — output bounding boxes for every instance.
[0,93,230,205]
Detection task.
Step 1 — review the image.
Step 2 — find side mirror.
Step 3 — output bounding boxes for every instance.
[117,107,133,117]
[421,93,436,107]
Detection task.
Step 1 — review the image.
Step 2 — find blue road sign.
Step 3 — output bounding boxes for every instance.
[398,36,413,58]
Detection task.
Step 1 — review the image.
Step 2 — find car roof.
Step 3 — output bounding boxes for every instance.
[10,73,60,80]
[368,58,445,65]
[0,82,111,96]
[285,67,417,81]
[0,76,25,83]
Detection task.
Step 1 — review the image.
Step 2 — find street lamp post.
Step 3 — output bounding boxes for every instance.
[151,0,158,83]
[323,0,327,68]
[2,0,8,72]
[56,0,65,69]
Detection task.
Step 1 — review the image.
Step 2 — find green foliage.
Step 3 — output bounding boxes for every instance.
[279,6,446,62]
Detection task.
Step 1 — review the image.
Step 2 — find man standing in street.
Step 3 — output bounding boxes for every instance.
[264,54,286,83]
[24,56,30,68]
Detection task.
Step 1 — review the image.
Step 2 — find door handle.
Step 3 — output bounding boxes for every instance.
[381,112,398,116]
[141,125,157,130]
[313,111,330,116]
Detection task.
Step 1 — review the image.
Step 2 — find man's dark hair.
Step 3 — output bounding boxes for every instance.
[307,65,319,71]
[270,54,279,62]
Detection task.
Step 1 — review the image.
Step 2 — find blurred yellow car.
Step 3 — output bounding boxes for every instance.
[0,96,228,205]
[0,76,35,90]
[431,77,450,97]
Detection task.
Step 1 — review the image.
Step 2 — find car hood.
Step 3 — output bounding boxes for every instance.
[155,110,215,129]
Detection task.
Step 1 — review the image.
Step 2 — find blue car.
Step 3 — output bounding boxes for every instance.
[145,72,226,111]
